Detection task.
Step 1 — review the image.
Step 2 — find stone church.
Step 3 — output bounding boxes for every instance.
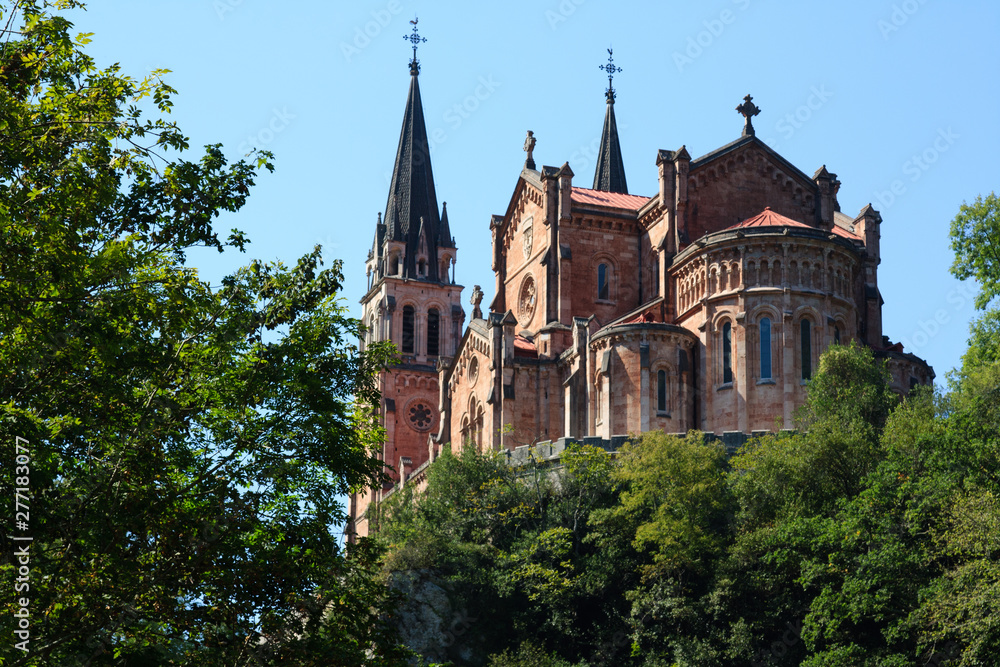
[349,44,933,539]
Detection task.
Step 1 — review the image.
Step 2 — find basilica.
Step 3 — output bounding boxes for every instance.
[349,44,933,539]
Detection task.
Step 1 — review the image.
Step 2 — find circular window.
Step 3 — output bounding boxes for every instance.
[406,400,436,432]
[468,356,479,386]
[518,274,536,325]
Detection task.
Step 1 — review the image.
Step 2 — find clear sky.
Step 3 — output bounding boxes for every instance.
[65,0,999,381]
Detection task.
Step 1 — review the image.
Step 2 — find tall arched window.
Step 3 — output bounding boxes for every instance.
[401,305,415,354]
[722,321,733,384]
[834,325,841,345]
[651,254,660,297]
[800,319,812,380]
[657,370,667,412]
[760,317,772,380]
[598,263,610,300]
[427,308,440,357]
[595,374,603,424]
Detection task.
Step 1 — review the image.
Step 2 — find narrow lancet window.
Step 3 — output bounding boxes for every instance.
[801,319,812,380]
[427,308,440,356]
[760,317,772,380]
[722,322,733,384]
[402,305,415,354]
[657,370,667,412]
[598,263,609,300]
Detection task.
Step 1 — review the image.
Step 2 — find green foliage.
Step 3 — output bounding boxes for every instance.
[603,431,731,578]
[485,640,580,667]
[381,444,628,665]
[950,191,1000,310]
[0,2,405,664]
[387,198,1000,664]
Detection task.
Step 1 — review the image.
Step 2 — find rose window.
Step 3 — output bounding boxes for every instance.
[408,403,432,429]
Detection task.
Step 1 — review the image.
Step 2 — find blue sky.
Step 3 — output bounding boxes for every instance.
[66,0,999,380]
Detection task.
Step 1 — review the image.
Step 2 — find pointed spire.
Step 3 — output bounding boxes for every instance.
[438,201,455,248]
[381,21,444,281]
[593,49,628,194]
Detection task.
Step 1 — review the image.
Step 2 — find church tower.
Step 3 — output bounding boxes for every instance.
[359,20,464,496]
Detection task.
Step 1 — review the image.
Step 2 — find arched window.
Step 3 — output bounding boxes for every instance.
[801,319,812,380]
[834,325,841,345]
[722,321,733,384]
[760,317,772,380]
[427,308,440,357]
[651,254,660,297]
[595,374,603,424]
[401,305,415,354]
[598,263,609,300]
[657,369,667,413]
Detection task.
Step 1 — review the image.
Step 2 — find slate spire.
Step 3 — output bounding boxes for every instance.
[593,48,628,194]
[381,21,444,281]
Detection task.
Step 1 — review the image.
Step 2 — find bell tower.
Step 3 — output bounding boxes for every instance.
[359,18,464,496]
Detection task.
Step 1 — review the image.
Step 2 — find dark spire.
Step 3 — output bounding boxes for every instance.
[381,19,445,281]
[438,201,455,248]
[593,48,628,194]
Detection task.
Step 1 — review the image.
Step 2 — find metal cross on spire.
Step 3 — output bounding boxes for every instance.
[599,47,622,103]
[404,16,426,75]
[736,94,761,137]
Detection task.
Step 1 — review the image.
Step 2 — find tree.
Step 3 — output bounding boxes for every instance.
[950,192,1000,378]
[950,191,1000,311]
[0,2,404,664]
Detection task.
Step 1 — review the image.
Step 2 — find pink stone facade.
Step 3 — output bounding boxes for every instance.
[348,87,933,541]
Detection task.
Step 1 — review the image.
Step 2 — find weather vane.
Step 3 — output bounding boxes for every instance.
[599,47,622,103]
[404,16,426,74]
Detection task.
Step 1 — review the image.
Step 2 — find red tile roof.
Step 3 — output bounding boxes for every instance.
[726,207,860,240]
[623,311,660,324]
[513,335,538,358]
[571,187,651,210]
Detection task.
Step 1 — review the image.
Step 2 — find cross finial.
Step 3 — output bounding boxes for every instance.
[736,94,761,137]
[598,47,622,104]
[404,16,426,75]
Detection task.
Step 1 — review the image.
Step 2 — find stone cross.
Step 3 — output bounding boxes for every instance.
[736,94,760,137]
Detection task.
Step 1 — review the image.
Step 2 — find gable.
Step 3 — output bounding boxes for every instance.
[685,136,819,241]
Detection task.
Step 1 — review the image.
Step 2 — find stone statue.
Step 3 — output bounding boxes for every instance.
[470,284,484,319]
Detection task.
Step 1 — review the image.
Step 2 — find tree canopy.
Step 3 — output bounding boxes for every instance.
[0,2,405,664]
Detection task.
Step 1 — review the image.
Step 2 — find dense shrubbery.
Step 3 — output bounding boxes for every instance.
[381,343,1000,666]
